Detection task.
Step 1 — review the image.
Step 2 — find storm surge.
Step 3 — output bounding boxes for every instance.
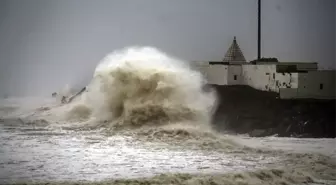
[1,47,336,185]
[67,47,218,133]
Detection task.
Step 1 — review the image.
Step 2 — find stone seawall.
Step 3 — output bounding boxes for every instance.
[211,85,335,138]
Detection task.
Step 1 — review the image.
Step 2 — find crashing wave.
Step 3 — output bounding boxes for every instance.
[67,47,218,131]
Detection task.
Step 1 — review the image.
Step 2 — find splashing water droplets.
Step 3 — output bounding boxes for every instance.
[69,47,217,129]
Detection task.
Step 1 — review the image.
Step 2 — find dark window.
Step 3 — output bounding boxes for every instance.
[234,75,237,80]
[320,83,323,90]
[266,72,270,75]
[273,73,275,79]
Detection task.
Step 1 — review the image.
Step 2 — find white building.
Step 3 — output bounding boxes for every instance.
[193,37,335,100]
[280,70,335,99]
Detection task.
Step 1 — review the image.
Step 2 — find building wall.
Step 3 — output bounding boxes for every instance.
[227,65,243,85]
[193,62,335,100]
[193,63,299,92]
[193,63,228,85]
[276,62,318,72]
[242,64,298,92]
[280,71,335,99]
[192,62,208,76]
[296,70,335,99]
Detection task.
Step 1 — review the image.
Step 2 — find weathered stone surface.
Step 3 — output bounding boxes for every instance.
[212,85,335,138]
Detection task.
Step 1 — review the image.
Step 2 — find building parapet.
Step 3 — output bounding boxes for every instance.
[276,62,318,73]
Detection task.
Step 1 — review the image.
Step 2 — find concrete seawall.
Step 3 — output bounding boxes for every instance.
[211,85,335,138]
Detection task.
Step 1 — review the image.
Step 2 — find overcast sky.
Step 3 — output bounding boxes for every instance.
[0,0,335,96]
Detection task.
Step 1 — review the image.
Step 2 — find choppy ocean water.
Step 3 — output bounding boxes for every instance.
[0,103,335,185]
[1,47,335,185]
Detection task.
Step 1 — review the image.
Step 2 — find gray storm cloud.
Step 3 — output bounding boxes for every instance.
[0,0,334,97]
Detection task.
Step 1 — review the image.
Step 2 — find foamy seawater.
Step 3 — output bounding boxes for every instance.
[1,47,335,185]
[0,121,277,183]
[0,119,335,185]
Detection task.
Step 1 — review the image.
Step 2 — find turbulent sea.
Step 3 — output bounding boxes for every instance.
[0,47,335,185]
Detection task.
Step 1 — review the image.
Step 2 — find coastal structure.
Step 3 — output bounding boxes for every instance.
[193,37,336,100]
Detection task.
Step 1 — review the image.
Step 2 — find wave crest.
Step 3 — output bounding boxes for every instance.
[79,47,217,129]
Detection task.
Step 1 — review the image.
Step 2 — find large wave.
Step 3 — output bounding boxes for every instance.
[68,47,218,131]
[2,47,336,185]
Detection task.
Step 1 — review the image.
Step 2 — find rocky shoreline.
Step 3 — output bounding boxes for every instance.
[211,85,335,138]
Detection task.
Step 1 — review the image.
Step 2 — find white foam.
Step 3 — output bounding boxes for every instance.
[68,46,218,127]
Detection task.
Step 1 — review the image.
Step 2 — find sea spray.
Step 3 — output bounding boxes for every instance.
[1,46,336,184]
[73,47,218,129]
[46,47,229,151]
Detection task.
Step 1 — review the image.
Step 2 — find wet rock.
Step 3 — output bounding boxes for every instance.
[249,129,266,137]
[212,85,336,138]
